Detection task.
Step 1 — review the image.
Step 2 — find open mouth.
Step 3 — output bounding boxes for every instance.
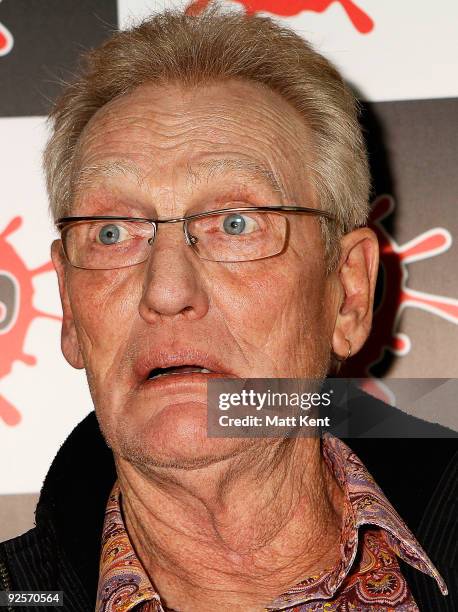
[147,364,213,381]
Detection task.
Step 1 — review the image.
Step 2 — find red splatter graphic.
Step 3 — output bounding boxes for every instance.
[186,0,374,33]
[0,14,13,57]
[345,195,458,380]
[0,217,60,426]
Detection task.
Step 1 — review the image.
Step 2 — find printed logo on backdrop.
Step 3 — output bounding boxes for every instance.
[185,0,374,33]
[0,218,60,426]
[0,0,117,116]
[0,1,13,57]
[343,195,458,401]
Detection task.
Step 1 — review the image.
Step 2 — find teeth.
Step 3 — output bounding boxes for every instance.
[148,366,212,380]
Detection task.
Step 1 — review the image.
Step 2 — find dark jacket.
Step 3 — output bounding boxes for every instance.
[0,400,457,611]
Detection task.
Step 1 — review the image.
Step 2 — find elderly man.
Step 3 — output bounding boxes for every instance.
[0,6,456,612]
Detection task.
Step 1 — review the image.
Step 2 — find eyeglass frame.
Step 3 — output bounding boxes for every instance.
[55,205,336,269]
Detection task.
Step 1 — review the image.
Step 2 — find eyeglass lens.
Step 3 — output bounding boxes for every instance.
[61,211,288,270]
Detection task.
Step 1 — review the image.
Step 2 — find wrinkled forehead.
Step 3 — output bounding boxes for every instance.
[71,80,315,205]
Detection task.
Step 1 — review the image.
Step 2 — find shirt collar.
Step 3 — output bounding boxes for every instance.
[96,434,447,611]
[96,485,161,611]
[267,434,448,609]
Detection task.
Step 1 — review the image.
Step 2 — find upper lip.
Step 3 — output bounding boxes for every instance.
[134,349,233,382]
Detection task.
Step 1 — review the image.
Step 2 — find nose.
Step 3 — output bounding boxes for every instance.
[138,223,209,323]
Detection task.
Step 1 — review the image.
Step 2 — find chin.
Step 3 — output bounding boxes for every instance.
[111,399,249,470]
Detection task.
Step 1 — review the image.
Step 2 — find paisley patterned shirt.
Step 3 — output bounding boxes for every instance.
[96,435,447,611]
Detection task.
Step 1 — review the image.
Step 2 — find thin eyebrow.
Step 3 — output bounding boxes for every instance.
[73,160,145,193]
[186,158,285,198]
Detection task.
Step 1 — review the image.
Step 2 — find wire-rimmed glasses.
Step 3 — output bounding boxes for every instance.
[55,206,335,270]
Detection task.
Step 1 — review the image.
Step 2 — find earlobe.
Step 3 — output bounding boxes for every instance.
[331,228,379,359]
[51,239,85,370]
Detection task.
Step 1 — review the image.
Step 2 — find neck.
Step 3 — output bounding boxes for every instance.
[115,438,344,612]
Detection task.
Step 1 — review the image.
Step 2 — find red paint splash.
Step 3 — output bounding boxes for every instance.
[344,195,458,379]
[186,0,374,33]
[0,18,14,56]
[0,217,61,426]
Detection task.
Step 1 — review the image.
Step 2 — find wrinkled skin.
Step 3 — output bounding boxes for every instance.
[52,80,379,610]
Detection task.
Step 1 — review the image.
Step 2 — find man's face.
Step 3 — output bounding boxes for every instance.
[54,80,341,468]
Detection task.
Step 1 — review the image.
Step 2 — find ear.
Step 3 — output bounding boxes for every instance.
[51,239,85,369]
[331,228,379,359]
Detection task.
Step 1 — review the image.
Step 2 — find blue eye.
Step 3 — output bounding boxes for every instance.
[223,214,246,235]
[98,224,121,245]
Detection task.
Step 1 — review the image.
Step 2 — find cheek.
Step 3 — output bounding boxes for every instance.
[209,259,323,342]
[68,269,141,361]
[210,262,283,320]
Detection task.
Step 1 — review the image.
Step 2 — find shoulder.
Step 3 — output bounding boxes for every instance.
[0,525,92,610]
[330,387,458,532]
[0,526,53,590]
[0,411,114,607]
